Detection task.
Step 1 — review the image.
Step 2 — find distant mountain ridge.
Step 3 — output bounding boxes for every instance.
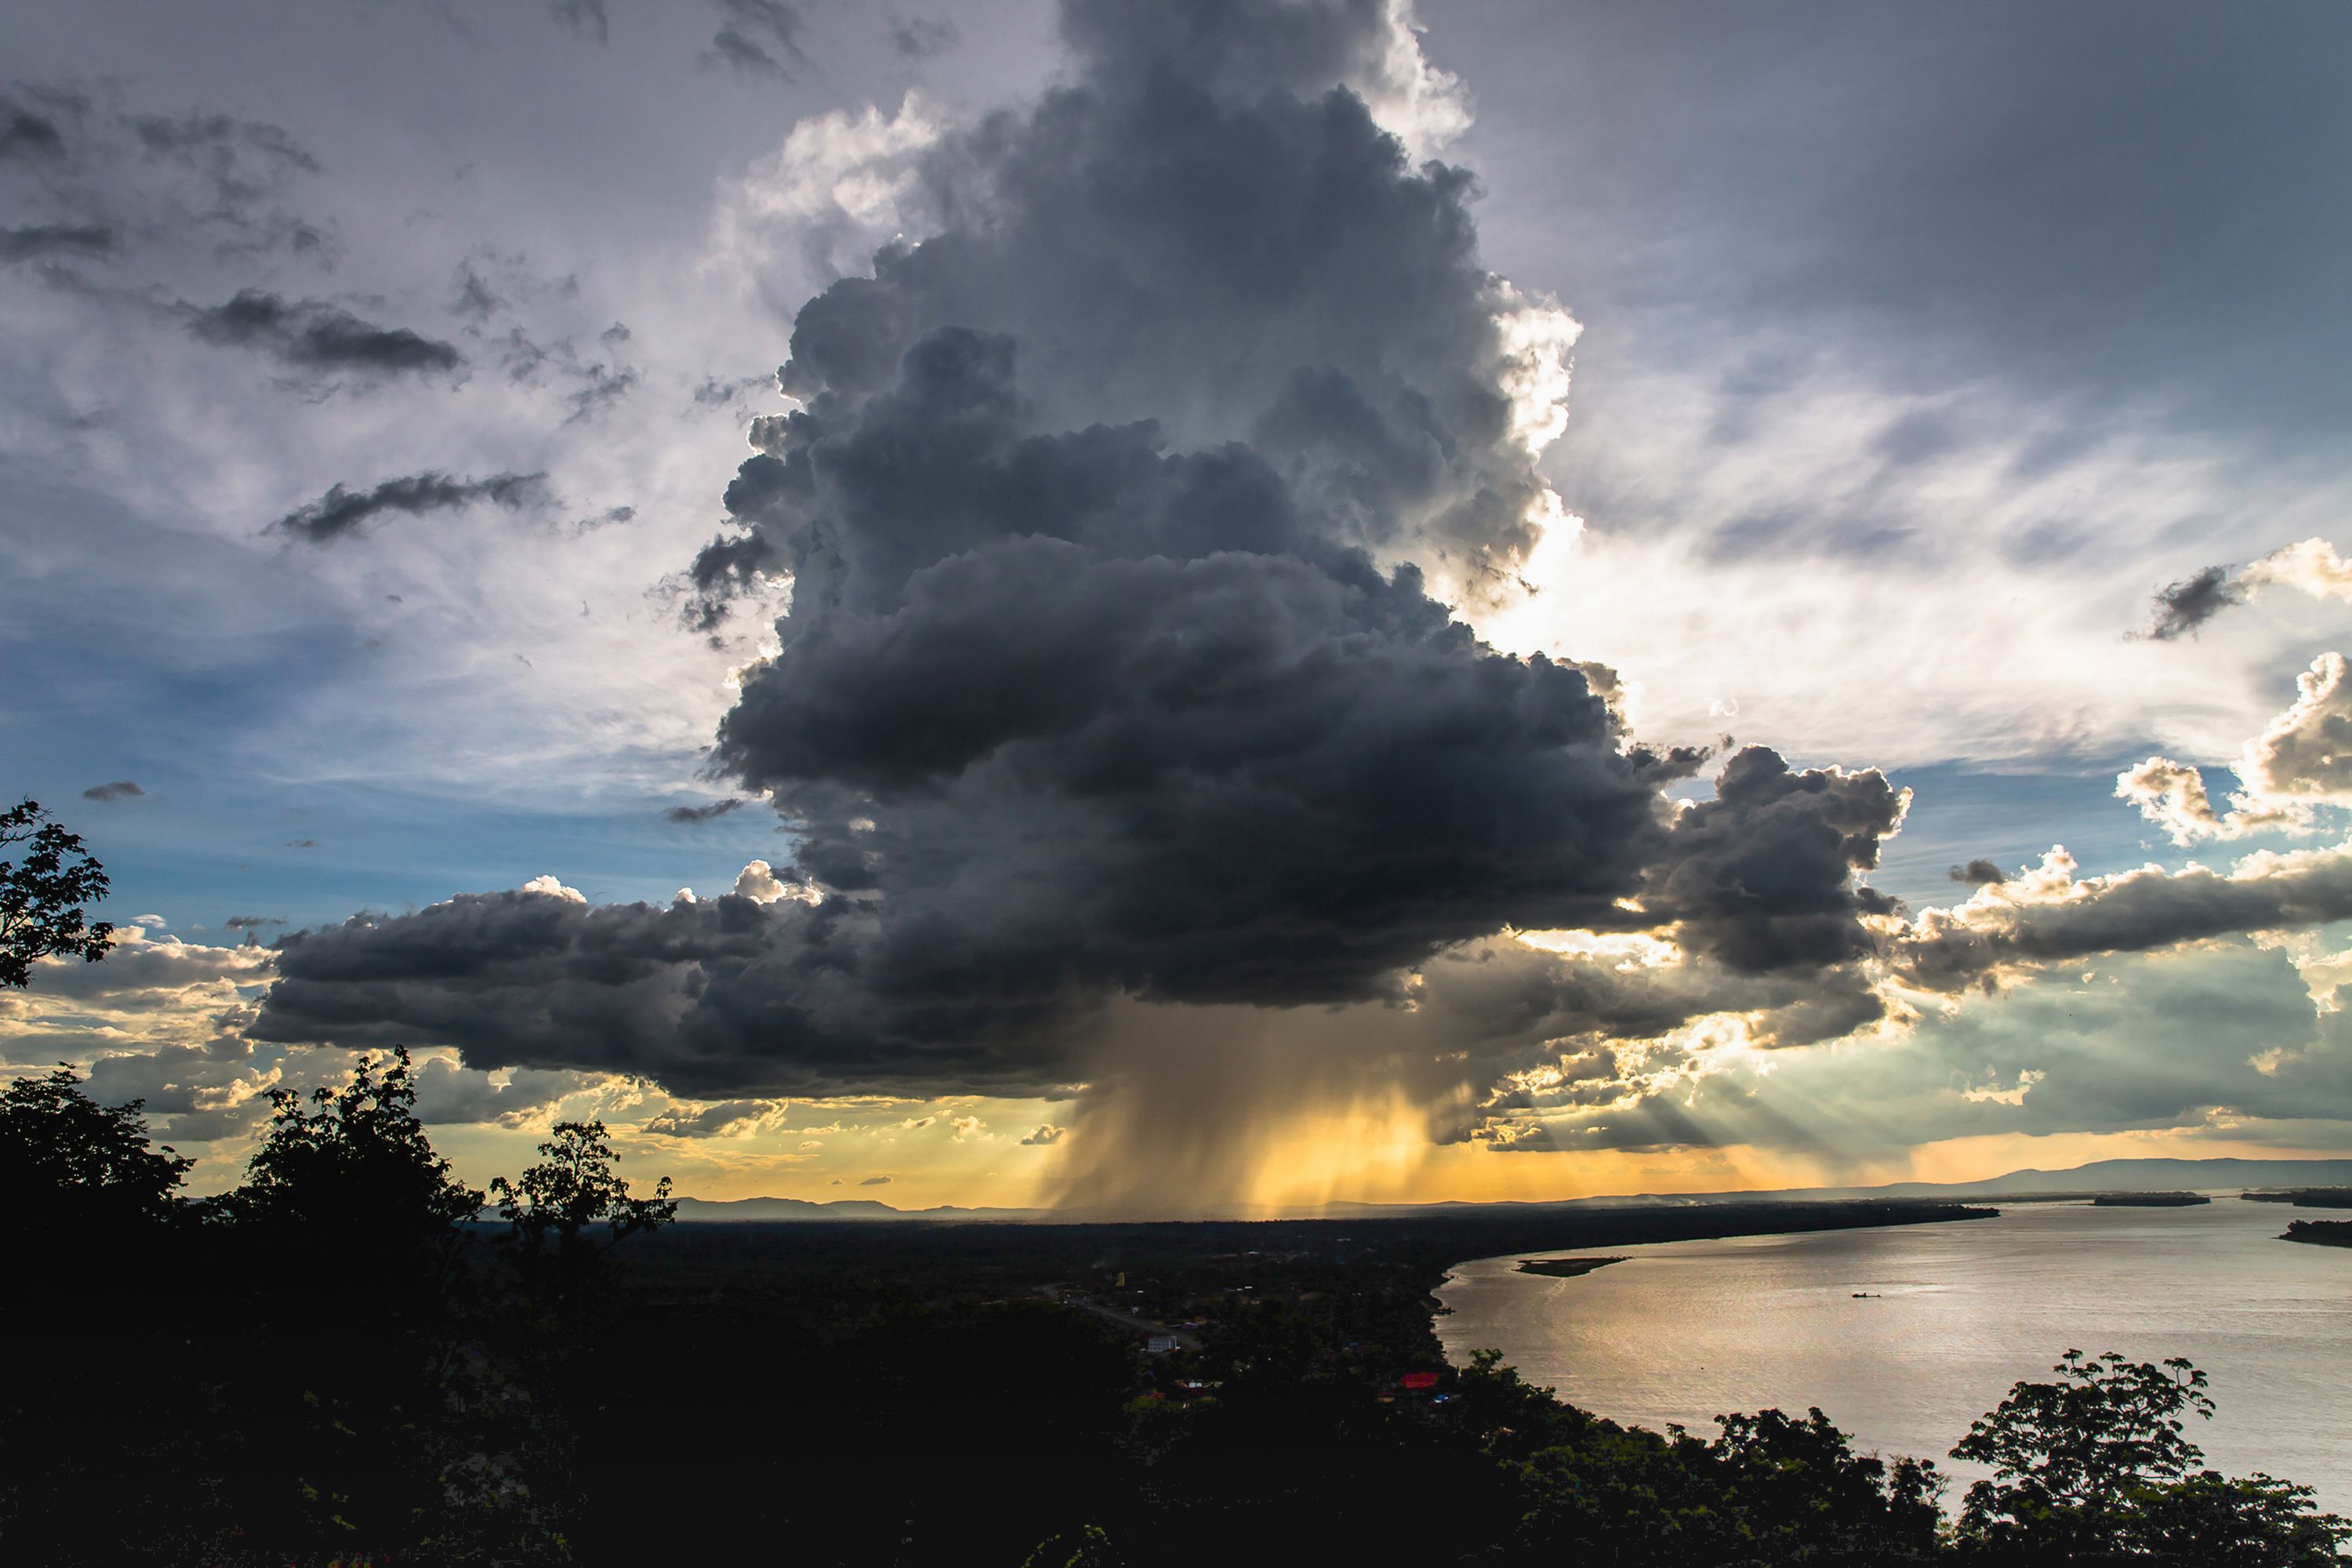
[669,1156,2352,1221]
[1327,1156,2352,1215]
[1862,1156,2352,1199]
[669,1195,1041,1221]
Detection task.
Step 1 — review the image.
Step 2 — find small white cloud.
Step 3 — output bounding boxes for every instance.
[2242,538,2352,604]
[732,859,820,904]
[1019,1123,1068,1146]
[519,874,586,902]
[733,859,786,901]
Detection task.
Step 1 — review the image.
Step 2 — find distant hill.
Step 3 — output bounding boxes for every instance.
[1861,1156,2352,1199]
[1318,1156,2352,1217]
[670,1195,1043,1222]
[669,1156,2352,1223]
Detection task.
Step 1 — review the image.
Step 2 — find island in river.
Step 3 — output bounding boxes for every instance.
[2283,1220,2352,1248]
[2243,1188,2352,1208]
[2091,1191,2209,1207]
[1516,1256,1629,1279]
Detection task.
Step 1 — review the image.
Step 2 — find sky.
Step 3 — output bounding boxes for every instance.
[6,0,2352,1214]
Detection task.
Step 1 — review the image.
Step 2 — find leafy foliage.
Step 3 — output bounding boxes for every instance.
[0,1064,191,1227]
[1952,1349,2350,1563]
[491,1119,675,1294]
[0,797,114,988]
[226,1044,485,1236]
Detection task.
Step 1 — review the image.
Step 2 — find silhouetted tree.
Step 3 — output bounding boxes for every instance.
[2132,1471,2352,1566]
[1952,1349,2351,1563]
[227,1044,484,1239]
[0,1065,190,1229]
[1,798,114,988]
[492,1119,674,1297]
[1705,1406,1947,1563]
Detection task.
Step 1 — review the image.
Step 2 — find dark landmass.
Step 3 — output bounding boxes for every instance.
[1516,1255,1630,1278]
[658,1158,2352,1226]
[670,1193,1041,1221]
[24,1032,2342,1567]
[13,1193,1993,1566]
[2282,1219,2352,1248]
[2091,1191,2211,1207]
[2242,1187,2352,1208]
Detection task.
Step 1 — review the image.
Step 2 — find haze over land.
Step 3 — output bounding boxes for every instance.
[9,0,2352,1216]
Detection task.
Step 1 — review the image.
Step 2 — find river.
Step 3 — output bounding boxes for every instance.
[1432,1197,2352,1513]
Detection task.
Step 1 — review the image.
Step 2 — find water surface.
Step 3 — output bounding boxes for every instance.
[1433,1200,2352,1512]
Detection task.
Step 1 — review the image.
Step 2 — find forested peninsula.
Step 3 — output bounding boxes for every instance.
[2284,1219,2352,1249]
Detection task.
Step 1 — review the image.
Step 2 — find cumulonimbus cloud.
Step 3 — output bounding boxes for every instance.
[248,0,2352,1176]
[249,0,1910,1111]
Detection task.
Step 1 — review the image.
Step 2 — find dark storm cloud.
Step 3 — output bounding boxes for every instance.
[0,224,116,264]
[2140,564,2242,641]
[270,470,546,544]
[1895,849,2352,994]
[184,290,464,377]
[1950,858,2005,886]
[82,779,143,802]
[1641,746,1906,975]
[707,0,809,78]
[663,798,746,823]
[256,0,1915,1102]
[254,884,1181,1097]
[688,0,1573,628]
